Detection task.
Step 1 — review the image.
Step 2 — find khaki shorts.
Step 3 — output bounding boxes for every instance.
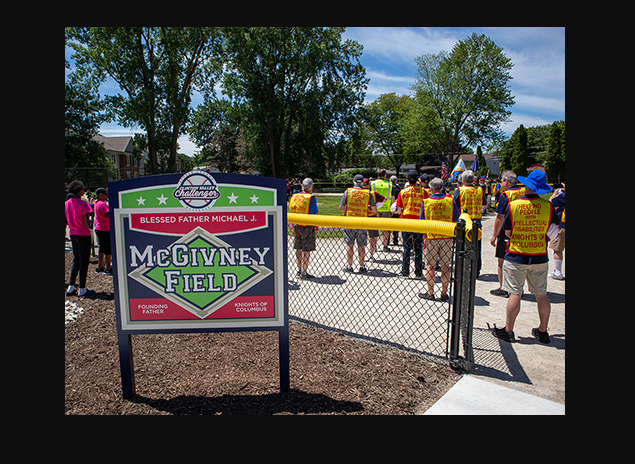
[423,238,453,267]
[502,260,548,295]
[549,228,565,252]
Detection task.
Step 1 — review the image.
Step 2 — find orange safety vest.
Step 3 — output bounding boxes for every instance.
[289,192,313,214]
[345,188,370,217]
[508,197,552,255]
[459,185,483,220]
[400,185,425,219]
[423,195,455,239]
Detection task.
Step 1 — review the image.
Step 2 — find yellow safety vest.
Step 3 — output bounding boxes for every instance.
[371,179,391,212]
[346,188,370,217]
[504,186,525,204]
[400,185,425,219]
[459,185,483,220]
[423,195,455,239]
[289,192,312,214]
[508,197,552,255]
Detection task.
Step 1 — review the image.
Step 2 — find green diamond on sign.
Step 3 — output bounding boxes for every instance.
[128,227,273,319]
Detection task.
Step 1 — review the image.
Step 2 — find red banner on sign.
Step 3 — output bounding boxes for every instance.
[129,211,267,235]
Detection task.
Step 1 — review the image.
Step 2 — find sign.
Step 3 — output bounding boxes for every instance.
[108,171,289,398]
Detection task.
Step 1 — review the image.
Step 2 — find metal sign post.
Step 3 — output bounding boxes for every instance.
[108,171,289,398]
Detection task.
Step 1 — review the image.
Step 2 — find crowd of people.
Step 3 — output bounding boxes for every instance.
[65,166,565,345]
[288,167,565,345]
[65,181,112,299]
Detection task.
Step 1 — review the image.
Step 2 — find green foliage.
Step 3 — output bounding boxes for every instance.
[409,33,514,171]
[64,74,115,187]
[544,121,565,182]
[67,27,223,174]
[219,27,368,179]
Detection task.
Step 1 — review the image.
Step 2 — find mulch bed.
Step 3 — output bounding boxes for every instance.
[65,251,460,415]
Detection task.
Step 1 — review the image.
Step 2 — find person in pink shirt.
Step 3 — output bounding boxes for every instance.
[93,187,112,275]
[65,180,95,298]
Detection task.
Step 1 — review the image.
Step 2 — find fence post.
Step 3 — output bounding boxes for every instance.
[462,220,481,365]
[449,219,466,362]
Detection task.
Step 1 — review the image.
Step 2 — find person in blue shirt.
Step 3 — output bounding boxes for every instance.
[289,178,319,279]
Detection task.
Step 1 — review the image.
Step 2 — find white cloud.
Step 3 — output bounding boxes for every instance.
[178,135,199,157]
[364,69,414,100]
[514,93,565,115]
[347,27,457,63]
[500,114,553,135]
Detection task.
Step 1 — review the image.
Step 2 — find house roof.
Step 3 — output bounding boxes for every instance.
[93,135,134,154]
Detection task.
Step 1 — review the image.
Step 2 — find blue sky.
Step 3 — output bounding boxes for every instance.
[66,27,564,157]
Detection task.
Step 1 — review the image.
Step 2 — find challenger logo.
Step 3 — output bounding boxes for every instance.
[173,170,221,210]
[127,227,272,319]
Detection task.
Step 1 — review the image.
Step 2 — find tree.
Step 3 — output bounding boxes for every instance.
[544,121,565,183]
[410,33,514,170]
[220,27,368,178]
[67,27,223,174]
[502,124,529,176]
[64,71,114,186]
[364,93,414,175]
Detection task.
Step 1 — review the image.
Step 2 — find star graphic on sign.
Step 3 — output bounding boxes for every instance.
[157,194,168,205]
[250,194,259,204]
[137,196,146,206]
[227,192,239,204]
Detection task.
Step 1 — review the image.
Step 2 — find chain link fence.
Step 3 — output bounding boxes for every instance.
[286,213,479,366]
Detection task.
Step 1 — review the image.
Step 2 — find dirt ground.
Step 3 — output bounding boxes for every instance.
[65,251,460,415]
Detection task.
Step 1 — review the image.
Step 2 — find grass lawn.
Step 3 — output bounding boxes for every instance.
[313,194,345,216]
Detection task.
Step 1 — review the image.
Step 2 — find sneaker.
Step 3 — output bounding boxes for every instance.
[418,292,435,300]
[490,288,509,298]
[548,271,564,281]
[343,265,354,273]
[300,271,315,280]
[359,265,368,273]
[532,328,551,344]
[95,267,105,274]
[65,285,77,296]
[493,326,516,343]
[439,293,449,302]
[78,289,96,299]
[104,268,113,276]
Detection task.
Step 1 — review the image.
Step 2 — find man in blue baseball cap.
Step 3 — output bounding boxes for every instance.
[493,169,560,344]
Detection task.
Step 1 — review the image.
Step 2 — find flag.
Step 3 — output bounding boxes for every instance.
[450,158,466,182]
[471,156,479,172]
[441,161,448,181]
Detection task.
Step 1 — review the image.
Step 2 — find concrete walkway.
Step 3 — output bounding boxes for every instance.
[423,375,565,415]
[420,211,565,414]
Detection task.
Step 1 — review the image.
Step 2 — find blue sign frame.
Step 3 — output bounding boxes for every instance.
[108,171,289,398]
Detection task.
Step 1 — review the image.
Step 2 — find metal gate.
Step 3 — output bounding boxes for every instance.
[286,213,478,368]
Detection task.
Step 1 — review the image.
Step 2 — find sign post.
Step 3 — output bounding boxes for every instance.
[108,171,289,398]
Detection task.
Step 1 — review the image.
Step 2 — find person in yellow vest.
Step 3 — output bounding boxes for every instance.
[489,170,525,298]
[453,170,483,277]
[363,177,387,262]
[288,178,319,279]
[396,170,426,278]
[493,170,560,344]
[418,178,459,301]
[370,169,396,252]
[339,174,377,273]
